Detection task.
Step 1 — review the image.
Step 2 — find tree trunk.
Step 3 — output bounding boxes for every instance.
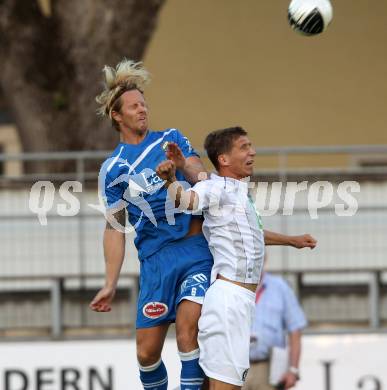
[0,0,165,165]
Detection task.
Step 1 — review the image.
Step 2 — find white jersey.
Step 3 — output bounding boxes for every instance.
[191,173,265,284]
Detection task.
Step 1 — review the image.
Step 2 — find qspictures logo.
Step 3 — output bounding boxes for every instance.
[28,163,361,231]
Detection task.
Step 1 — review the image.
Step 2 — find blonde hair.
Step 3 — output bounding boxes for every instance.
[95,59,151,121]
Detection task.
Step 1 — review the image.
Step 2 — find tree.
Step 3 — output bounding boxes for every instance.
[0,0,165,156]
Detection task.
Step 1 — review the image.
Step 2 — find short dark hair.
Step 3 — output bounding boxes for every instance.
[204,126,248,169]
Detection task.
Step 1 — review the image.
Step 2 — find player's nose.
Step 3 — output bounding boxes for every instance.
[138,105,147,115]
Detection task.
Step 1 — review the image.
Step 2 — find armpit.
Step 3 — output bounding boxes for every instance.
[105,208,126,230]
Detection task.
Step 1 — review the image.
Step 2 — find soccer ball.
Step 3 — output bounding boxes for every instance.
[288,0,333,36]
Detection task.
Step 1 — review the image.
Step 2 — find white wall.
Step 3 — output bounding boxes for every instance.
[0,334,386,390]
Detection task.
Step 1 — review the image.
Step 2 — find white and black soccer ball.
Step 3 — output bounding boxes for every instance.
[288,0,333,36]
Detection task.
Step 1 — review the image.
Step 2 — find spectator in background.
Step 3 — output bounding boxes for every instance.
[243,266,307,390]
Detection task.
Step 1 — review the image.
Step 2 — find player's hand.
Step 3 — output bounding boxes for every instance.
[290,234,317,249]
[164,142,186,170]
[156,160,177,182]
[89,286,116,312]
[280,371,298,389]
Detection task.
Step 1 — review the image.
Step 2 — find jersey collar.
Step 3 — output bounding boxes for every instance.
[210,173,250,192]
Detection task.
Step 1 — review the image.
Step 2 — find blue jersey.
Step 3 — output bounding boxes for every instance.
[99,128,199,260]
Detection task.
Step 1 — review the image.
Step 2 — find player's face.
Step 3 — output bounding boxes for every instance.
[115,90,148,134]
[225,136,256,178]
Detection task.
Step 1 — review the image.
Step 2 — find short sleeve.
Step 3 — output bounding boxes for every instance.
[282,281,308,332]
[174,130,199,159]
[99,163,125,211]
[189,180,211,211]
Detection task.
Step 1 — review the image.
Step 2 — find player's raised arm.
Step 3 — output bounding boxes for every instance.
[264,230,317,249]
[89,209,126,312]
[165,142,207,184]
[156,160,199,211]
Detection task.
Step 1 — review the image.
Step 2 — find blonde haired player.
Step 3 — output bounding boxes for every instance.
[157,127,316,390]
[90,59,214,390]
[95,59,150,123]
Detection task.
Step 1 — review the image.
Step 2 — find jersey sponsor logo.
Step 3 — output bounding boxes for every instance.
[112,167,164,197]
[143,302,169,319]
[96,148,192,231]
[99,158,165,230]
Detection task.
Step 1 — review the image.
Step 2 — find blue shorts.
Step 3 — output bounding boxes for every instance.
[136,233,213,328]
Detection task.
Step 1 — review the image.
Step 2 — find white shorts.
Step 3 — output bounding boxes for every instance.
[198,279,255,386]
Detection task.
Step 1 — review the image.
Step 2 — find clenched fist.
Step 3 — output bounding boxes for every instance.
[290,234,317,249]
[156,160,177,182]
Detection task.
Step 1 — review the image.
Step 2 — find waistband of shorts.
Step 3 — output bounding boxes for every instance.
[214,278,256,299]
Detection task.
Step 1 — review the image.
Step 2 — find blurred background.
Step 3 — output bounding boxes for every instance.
[1,0,387,389]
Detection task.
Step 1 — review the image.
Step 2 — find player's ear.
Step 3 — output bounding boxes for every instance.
[218,154,230,167]
[111,110,122,125]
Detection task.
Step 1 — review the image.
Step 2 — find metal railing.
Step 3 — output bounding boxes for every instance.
[0,144,386,339]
